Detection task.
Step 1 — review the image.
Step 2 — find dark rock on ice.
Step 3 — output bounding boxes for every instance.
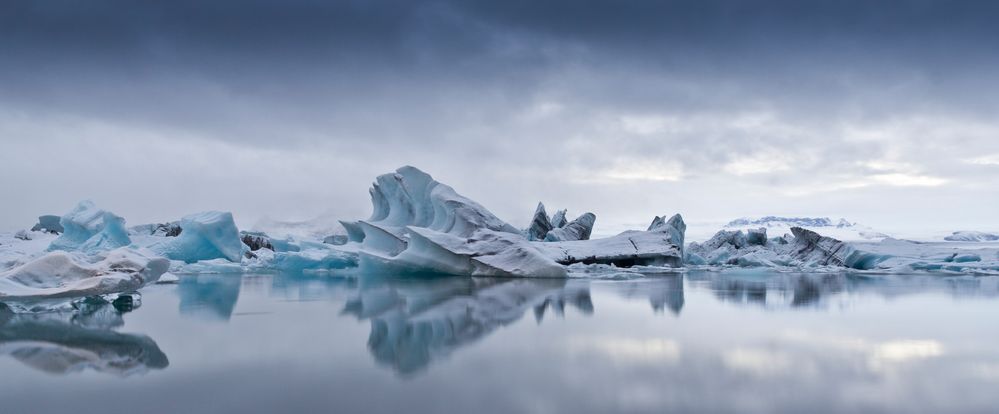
[30,215,63,234]
[240,232,274,251]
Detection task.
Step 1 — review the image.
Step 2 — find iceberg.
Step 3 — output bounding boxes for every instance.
[846,238,999,274]
[544,212,595,242]
[683,226,999,273]
[147,211,243,263]
[48,201,131,254]
[550,209,568,229]
[341,166,566,277]
[536,214,686,267]
[527,202,554,241]
[687,227,863,268]
[0,248,168,308]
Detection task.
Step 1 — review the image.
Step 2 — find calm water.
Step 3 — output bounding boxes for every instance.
[1,271,998,414]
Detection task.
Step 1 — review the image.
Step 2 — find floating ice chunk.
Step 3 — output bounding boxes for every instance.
[953,254,982,263]
[788,227,855,267]
[536,215,685,268]
[527,202,553,241]
[370,227,567,277]
[48,201,131,254]
[147,211,242,263]
[684,252,707,265]
[0,248,168,306]
[544,213,595,242]
[687,226,885,269]
[536,230,684,267]
[648,214,686,257]
[550,209,568,229]
[341,166,554,277]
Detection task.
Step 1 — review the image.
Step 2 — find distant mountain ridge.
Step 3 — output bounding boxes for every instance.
[726,216,854,228]
[722,216,888,241]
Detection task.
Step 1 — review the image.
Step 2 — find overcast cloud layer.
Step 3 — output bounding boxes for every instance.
[2,0,998,235]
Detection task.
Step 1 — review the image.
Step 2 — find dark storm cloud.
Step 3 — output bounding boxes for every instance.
[5,0,999,127]
[2,0,999,231]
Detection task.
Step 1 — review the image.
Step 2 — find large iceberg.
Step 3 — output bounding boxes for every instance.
[685,226,999,274]
[48,201,131,254]
[147,211,243,263]
[550,209,568,229]
[686,227,867,268]
[0,248,168,309]
[330,167,689,277]
[341,166,567,277]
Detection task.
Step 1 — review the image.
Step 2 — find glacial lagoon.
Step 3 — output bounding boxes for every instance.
[1,270,997,414]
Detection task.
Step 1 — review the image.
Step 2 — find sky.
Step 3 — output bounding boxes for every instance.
[2,0,998,236]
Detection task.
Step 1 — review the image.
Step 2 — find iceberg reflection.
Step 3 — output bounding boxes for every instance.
[342,277,592,375]
[0,302,168,376]
[177,274,241,321]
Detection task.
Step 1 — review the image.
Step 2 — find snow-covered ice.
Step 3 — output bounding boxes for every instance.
[0,248,168,309]
[340,166,565,277]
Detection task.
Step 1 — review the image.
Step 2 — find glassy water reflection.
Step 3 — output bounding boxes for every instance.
[1,271,997,414]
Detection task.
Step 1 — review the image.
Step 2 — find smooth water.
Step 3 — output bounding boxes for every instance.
[1,271,997,414]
